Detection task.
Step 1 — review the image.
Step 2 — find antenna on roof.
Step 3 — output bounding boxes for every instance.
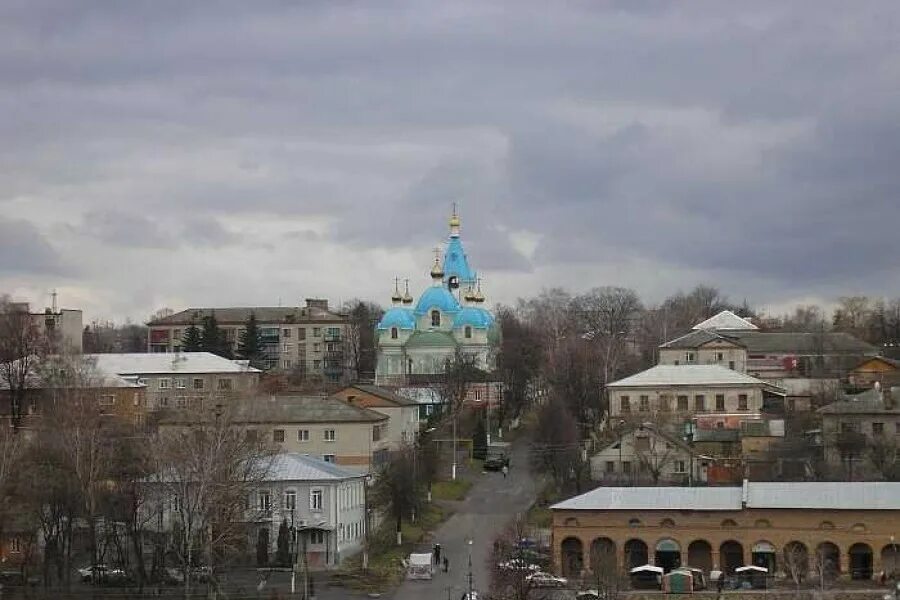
[50,289,58,313]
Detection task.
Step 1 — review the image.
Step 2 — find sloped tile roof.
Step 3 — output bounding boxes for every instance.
[341,384,418,406]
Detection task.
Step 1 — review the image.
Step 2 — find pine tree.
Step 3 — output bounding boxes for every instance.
[182,321,202,351]
[237,312,264,368]
[200,312,231,358]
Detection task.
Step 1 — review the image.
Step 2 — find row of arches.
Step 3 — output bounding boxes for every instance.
[560,536,899,581]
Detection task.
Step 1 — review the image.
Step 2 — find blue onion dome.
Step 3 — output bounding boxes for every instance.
[453,306,494,329]
[413,286,461,316]
[377,307,416,330]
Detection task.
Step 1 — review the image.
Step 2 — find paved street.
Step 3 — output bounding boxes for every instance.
[391,437,537,600]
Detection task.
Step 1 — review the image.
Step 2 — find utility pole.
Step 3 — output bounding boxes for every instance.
[467,539,474,598]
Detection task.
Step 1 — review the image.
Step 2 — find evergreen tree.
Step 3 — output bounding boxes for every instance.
[182,321,202,351]
[473,417,488,460]
[237,312,264,368]
[275,519,290,566]
[200,312,231,358]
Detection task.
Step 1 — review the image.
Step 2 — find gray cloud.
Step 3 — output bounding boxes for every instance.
[1,1,899,319]
[0,218,67,276]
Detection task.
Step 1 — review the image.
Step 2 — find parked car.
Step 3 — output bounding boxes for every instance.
[526,571,568,588]
[497,559,541,572]
[483,455,509,471]
[77,565,128,585]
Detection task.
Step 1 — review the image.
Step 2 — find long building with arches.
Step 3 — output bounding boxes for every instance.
[551,482,900,584]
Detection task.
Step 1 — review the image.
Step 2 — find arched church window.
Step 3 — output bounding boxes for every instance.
[431,310,441,327]
[464,326,472,339]
[390,327,398,340]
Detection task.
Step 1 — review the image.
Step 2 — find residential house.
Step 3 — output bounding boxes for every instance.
[818,385,900,479]
[590,423,704,485]
[88,352,260,411]
[848,357,900,390]
[331,385,420,447]
[607,364,784,423]
[659,310,878,384]
[159,395,391,473]
[551,481,900,579]
[147,299,351,381]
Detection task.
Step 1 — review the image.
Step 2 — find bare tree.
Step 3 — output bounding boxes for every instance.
[532,395,586,494]
[341,300,383,382]
[868,433,899,481]
[0,298,46,430]
[489,519,547,600]
[573,287,642,393]
[783,542,808,591]
[370,444,422,546]
[544,337,601,436]
[516,288,576,351]
[588,538,623,600]
[439,348,480,480]
[631,425,679,485]
[496,308,543,423]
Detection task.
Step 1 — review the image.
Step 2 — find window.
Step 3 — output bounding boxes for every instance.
[282,359,292,369]
[282,343,292,353]
[313,327,321,337]
[659,395,671,412]
[639,395,649,412]
[620,396,631,413]
[309,530,325,545]
[10,537,21,553]
[324,429,336,442]
[715,394,725,411]
[373,425,381,442]
[160,396,170,408]
[282,328,291,338]
[173,328,182,339]
[258,491,271,512]
[675,460,686,473]
[390,327,398,339]
[896,423,900,435]
[738,394,748,410]
[314,360,321,370]
[175,396,187,409]
[217,378,233,391]
[685,352,695,363]
[284,490,296,511]
[694,395,705,412]
[313,343,321,352]
[431,310,441,327]
[298,429,309,442]
[605,461,615,473]
[297,328,307,340]
[192,378,204,390]
[323,454,335,463]
[174,378,186,389]
[310,489,323,511]
[464,326,472,339]
[728,360,735,370]
[98,395,115,407]
[677,395,688,411]
[158,378,170,390]
[622,461,632,473]
[716,352,725,361]
[273,429,285,443]
[872,422,884,435]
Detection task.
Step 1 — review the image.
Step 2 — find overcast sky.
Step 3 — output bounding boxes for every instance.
[2,1,899,323]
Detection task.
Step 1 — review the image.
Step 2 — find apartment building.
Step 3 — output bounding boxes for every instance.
[4,300,83,353]
[331,384,420,447]
[89,352,260,411]
[607,364,785,422]
[147,299,350,381]
[819,385,900,477]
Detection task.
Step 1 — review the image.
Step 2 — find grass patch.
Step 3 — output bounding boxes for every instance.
[431,479,473,501]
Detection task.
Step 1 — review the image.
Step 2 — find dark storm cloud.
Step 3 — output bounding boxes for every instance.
[0,218,67,276]
[1,0,900,318]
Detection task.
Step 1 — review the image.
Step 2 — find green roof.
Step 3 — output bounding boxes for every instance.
[404,331,458,349]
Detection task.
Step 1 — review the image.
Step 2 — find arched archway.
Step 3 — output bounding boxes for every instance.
[655,538,682,573]
[561,537,584,578]
[624,539,649,570]
[687,540,713,572]
[849,543,873,580]
[719,540,744,574]
[815,542,840,580]
[590,538,616,573]
[783,541,809,585]
[751,541,777,573]
[882,544,899,578]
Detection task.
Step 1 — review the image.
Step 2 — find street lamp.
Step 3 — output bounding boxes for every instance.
[467,539,474,598]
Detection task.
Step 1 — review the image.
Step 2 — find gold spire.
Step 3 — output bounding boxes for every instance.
[473,278,485,303]
[402,278,414,304]
[463,285,476,303]
[391,277,402,304]
[449,203,460,237]
[430,247,444,280]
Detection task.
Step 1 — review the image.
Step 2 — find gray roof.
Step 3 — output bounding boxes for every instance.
[745,482,900,510]
[608,365,778,389]
[818,387,900,415]
[159,395,387,425]
[149,306,346,326]
[553,481,900,511]
[267,453,366,482]
[661,330,877,355]
[552,487,742,511]
[342,384,417,406]
[88,352,260,375]
[693,311,758,331]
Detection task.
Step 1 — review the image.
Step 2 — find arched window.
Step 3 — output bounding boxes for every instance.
[390,327,398,339]
[431,310,441,327]
[660,518,675,528]
[755,519,771,528]
[721,519,738,528]
[464,326,472,339]
[628,518,642,527]
[564,517,580,527]
[820,521,835,530]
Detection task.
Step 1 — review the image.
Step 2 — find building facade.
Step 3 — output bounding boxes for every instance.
[5,300,83,353]
[147,299,350,381]
[590,423,704,486]
[331,385,420,447]
[819,386,900,478]
[375,210,499,385]
[89,352,260,411]
[552,482,900,582]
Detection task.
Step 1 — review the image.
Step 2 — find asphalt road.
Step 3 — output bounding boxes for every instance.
[390,437,538,600]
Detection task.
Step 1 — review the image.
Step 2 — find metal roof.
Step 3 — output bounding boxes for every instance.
[340,384,418,407]
[149,306,346,325]
[608,365,777,389]
[693,311,758,331]
[818,387,900,414]
[551,487,742,511]
[267,453,366,482]
[745,482,900,510]
[159,395,387,425]
[88,352,260,375]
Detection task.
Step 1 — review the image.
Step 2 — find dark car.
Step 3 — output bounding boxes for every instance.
[483,455,509,471]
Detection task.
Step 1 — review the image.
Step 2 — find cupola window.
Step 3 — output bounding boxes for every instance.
[390,327,398,339]
[464,326,472,339]
[431,310,441,327]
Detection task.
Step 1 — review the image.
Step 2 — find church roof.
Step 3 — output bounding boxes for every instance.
[443,237,476,286]
[413,286,461,316]
[404,331,458,349]
[453,306,494,329]
[377,307,416,330]
[692,310,758,331]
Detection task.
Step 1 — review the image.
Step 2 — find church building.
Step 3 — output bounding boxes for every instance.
[374,210,499,385]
